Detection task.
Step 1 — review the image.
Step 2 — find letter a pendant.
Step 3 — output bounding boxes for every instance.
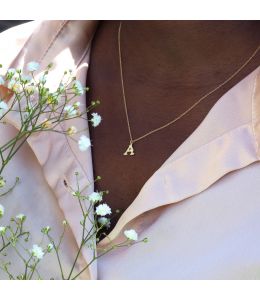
[123,142,135,156]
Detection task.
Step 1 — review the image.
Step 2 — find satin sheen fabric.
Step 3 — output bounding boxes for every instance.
[0,21,260,280]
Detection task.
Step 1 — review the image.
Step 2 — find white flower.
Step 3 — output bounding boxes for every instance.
[98,217,111,228]
[0,204,4,218]
[64,104,77,117]
[74,80,84,95]
[90,112,102,127]
[30,244,44,260]
[0,100,8,118]
[21,74,32,83]
[78,135,91,151]
[88,191,102,203]
[97,217,108,225]
[0,226,6,235]
[95,203,112,216]
[124,229,138,241]
[0,76,5,85]
[27,61,40,72]
[16,214,26,221]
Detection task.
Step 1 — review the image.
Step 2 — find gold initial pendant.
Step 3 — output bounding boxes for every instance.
[123,142,135,156]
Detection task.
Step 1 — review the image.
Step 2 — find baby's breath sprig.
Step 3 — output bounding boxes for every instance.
[63,172,148,280]
[0,61,148,280]
[0,62,102,180]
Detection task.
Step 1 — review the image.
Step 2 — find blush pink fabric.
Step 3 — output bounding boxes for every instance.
[0,21,260,279]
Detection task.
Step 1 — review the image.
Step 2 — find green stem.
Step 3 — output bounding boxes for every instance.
[0,231,29,253]
[0,177,19,198]
[67,215,87,279]
[47,234,65,280]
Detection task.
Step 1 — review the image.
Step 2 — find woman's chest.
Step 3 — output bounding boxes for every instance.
[85,21,256,235]
[87,24,204,229]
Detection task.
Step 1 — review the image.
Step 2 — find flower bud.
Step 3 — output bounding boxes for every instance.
[41,226,51,234]
[41,119,52,129]
[0,226,6,235]
[16,214,26,222]
[0,177,5,188]
[47,243,54,252]
[0,204,4,218]
[66,126,77,136]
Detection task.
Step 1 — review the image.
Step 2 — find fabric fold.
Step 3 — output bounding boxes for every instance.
[98,66,260,247]
[97,122,259,247]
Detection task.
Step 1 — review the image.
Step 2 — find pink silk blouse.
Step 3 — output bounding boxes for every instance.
[0,21,260,280]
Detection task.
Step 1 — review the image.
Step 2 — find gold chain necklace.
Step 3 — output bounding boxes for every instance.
[118,21,260,156]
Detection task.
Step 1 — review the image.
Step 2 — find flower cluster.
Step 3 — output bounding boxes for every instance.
[0,62,102,157]
[0,61,148,280]
[70,177,141,243]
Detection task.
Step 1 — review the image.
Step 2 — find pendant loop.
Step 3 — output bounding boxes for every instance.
[123,142,135,156]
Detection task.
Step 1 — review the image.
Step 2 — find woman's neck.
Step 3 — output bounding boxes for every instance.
[120,21,260,88]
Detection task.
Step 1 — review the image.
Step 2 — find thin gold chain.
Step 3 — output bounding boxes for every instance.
[118,21,260,146]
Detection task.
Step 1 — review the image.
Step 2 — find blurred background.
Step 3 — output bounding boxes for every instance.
[0,21,31,33]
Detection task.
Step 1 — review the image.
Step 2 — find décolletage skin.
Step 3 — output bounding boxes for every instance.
[86,21,260,237]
